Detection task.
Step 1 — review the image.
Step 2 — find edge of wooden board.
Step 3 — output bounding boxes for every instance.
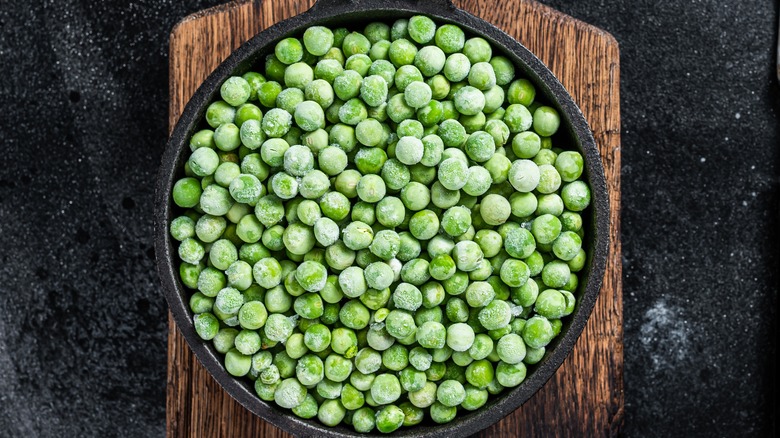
[166,0,623,436]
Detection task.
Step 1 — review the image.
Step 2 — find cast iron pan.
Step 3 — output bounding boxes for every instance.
[156,0,610,436]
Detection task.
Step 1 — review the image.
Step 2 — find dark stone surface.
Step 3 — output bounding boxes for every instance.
[0,0,776,437]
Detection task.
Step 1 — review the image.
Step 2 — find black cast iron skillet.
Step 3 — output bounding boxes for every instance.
[156,0,610,436]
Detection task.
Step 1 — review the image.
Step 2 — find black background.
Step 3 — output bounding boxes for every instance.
[0,0,777,436]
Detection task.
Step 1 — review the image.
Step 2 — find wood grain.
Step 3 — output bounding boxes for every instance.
[167,0,622,436]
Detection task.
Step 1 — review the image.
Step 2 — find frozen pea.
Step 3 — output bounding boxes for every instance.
[299,169,331,199]
[542,260,571,289]
[284,62,314,90]
[311,217,338,247]
[404,81,432,109]
[386,92,416,123]
[509,159,541,192]
[220,76,251,106]
[441,206,472,237]
[435,24,465,53]
[275,37,303,65]
[368,59,396,86]
[460,111,487,133]
[395,65,424,92]
[430,181,460,209]
[283,222,316,255]
[260,138,289,169]
[363,22,390,44]
[257,80,283,108]
[414,45,446,77]
[561,180,591,211]
[339,266,368,298]
[452,240,484,273]
[339,97,368,126]
[437,157,469,190]
[400,181,431,211]
[317,146,348,176]
[462,165,492,197]
[274,377,307,409]
[235,104,263,129]
[446,323,475,352]
[380,158,411,191]
[533,106,561,136]
[261,108,293,139]
[173,177,203,208]
[214,123,241,151]
[354,147,387,175]
[294,260,328,293]
[507,191,535,218]
[480,194,511,226]
[365,262,395,290]
[482,85,505,114]
[346,53,372,76]
[443,53,471,82]
[522,315,554,349]
[269,172,298,200]
[408,15,436,43]
[534,288,567,319]
[355,118,384,147]
[453,85,486,116]
[490,56,516,86]
[281,145,313,178]
[513,131,542,159]
[398,119,424,139]
[275,87,304,113]
[343,221,374,250]
[294,100,326,132]
[303,26,334,56]
[468,62,496,90]
[393,283,423,312]
[214,162,241,187]
[531,213,562,245]
[465,281,495,308]
[437,379,466,407]
[507,78,535,107]
[417,100,444,127]
[376,196,406,227]
[408,209,438,240]
[389,39,418,68]
[370,373,402,405]
[504,226,536,259]
[198,185,234,216]
[465,130,496,163]
[315,58,344,83]
[385,309,417,340]
[504,103,533,133]
[395,136,425,165]
[225,348,252,376]
[343,31,371,57]
[500,258,530,288]
[206,103,236,133]
[320,191,351,220]
[369,229,400,260]
[359,75,389,107]
[188,147,220,177]
[356,174,387,203]
[537,164,562,194]
[485,119,510,148]
[463,37,492,63]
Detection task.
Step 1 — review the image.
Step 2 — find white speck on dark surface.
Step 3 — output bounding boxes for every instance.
[639,299,690,371]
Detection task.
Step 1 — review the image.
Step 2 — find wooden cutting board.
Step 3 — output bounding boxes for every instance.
[167,1,623,436]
